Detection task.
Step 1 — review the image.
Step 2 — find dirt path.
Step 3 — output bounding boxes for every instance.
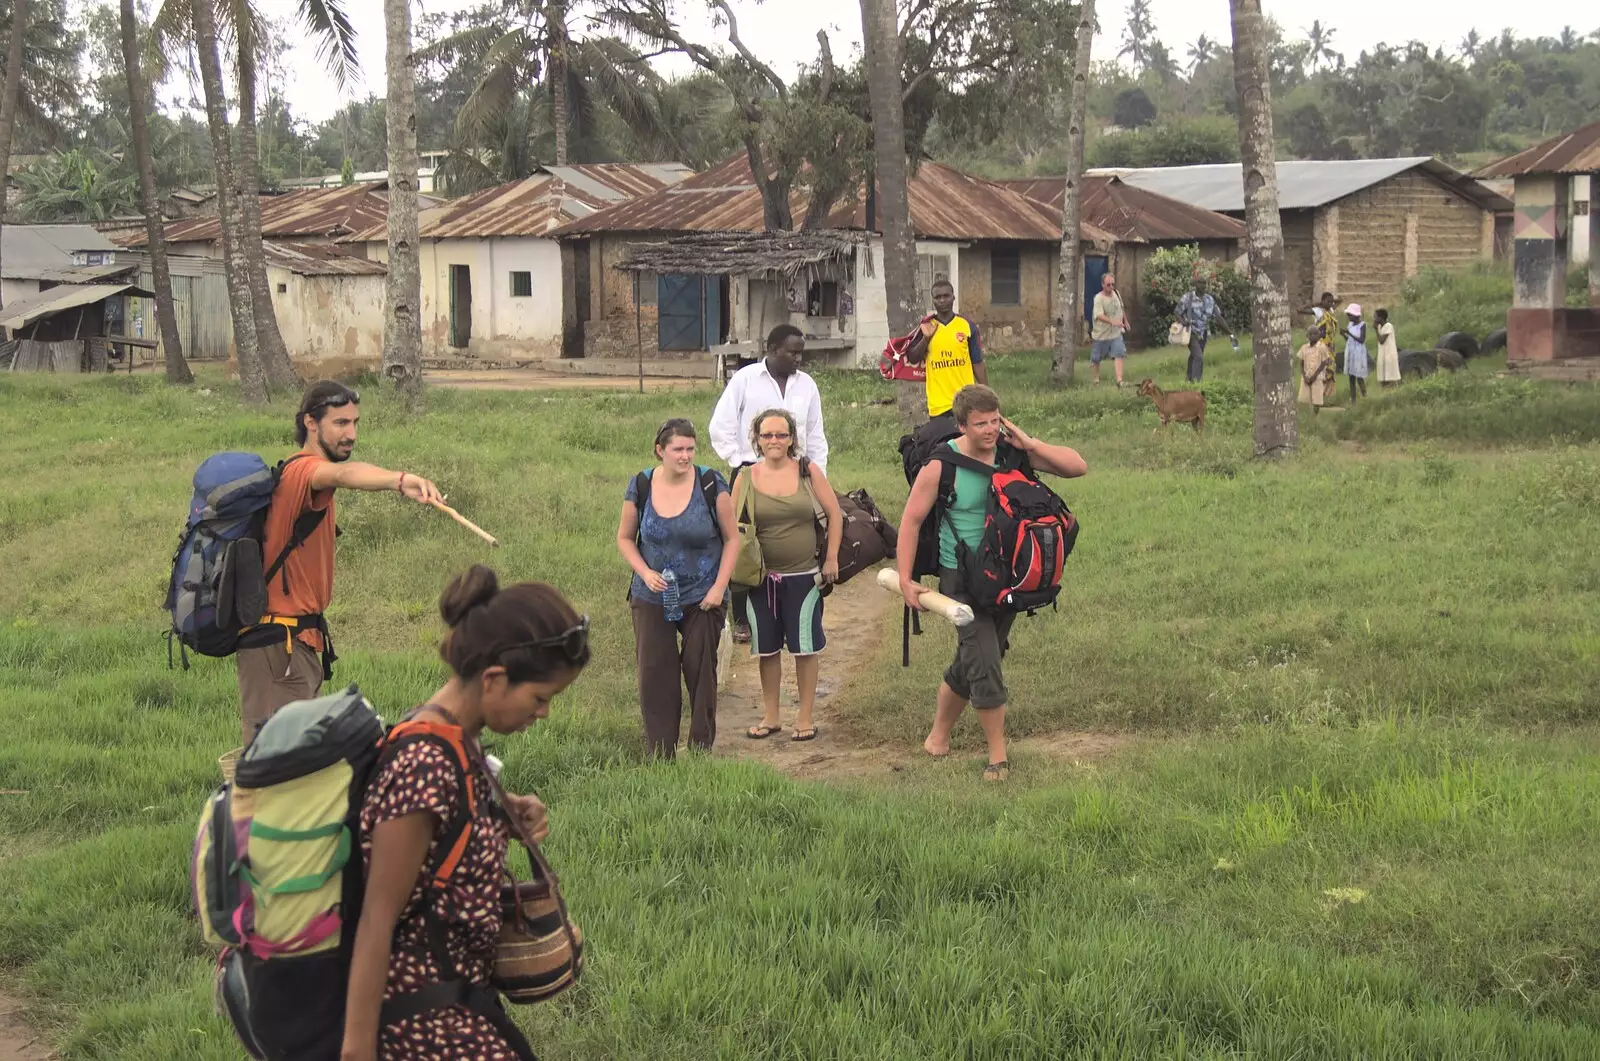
[713,576,1134,782]
[0,991,53,1061]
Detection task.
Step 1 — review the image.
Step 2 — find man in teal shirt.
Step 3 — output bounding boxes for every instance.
[895,384,1088,782]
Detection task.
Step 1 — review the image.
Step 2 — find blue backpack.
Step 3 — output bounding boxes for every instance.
[165,453,325,667]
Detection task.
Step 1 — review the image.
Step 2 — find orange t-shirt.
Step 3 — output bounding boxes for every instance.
[261,454,336,651]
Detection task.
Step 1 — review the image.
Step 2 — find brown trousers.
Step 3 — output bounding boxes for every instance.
[630,599,724,758]
[236,640,323,746]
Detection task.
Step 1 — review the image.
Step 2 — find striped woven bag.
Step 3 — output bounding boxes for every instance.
[481,760,583,1004]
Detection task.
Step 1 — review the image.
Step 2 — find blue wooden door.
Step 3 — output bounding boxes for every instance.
[1082,256,1109,323]
[657,274,722,351]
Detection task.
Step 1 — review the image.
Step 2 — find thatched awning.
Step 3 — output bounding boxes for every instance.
[613,230,860,278]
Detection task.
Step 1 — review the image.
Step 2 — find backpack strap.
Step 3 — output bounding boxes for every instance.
[264,454,329,594]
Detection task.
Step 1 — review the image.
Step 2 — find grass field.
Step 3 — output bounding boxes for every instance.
[3,343,1600,1059]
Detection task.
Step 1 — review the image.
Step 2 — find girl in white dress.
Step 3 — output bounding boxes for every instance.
[1375,308,1401,386]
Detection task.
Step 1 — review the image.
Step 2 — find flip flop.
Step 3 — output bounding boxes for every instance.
[982,761,1010,783]
[790,727,819,742]
[746,723,783,740]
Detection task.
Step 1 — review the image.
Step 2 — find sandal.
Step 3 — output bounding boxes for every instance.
[982,761,1010,783]
[746,723,783,739]
[790,726,819,742]
[731,624,752,645]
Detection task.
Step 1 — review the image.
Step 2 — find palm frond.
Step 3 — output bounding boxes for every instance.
[297,0,360,89]
[571,38,667,145]
[454,28,538,141]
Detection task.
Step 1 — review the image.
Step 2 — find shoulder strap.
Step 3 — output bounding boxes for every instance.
[695,466,721,520]
[931,447,999,479]
[631,470,652,544]
[381,718,477,889]
[795,458,826,529]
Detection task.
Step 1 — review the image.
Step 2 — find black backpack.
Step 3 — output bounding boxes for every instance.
[631,466,723,538]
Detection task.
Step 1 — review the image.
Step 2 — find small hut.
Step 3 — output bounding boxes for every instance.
[0,282,157,372]
[611,231,864,376]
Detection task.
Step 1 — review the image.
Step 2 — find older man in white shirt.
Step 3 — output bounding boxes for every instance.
[709,323,829,642]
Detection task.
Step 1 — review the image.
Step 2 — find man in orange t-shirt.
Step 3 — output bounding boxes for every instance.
[235,381,443,743]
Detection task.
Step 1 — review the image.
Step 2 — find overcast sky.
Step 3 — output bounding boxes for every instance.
[255,0,1589,128]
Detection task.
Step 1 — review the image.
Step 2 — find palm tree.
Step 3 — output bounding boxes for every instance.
[234,17,301,394]
[0,0,29,311]
[1303,19,1336,72]
[185,0,266,403]
[1187,33,1216,75]
[858,0,919,424]
[437,5,667,172]
[1051,0,1095,386]
[1117,0,1152,71]
[382,0,422,404]
[1459,29,1481,62]
[1230,0,1295,459]
[119,0,192,383]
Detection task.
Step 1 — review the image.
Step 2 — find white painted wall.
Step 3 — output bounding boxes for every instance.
[1572,175,1592,265]
[382,236,564,359]
[268,265,386,365]
[848,237,962,369]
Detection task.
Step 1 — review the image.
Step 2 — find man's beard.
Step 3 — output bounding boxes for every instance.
[318,434,354,463]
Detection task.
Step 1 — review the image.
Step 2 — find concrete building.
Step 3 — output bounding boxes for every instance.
[1098,158,1510,314]
[343,164,693,361]
[551,154,1138,367]
[1,224,131,307]
[1477,122,1600,370]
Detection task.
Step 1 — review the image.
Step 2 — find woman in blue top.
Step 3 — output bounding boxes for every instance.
[616,419,738,758]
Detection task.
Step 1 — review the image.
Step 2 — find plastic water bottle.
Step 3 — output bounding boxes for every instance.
[661,569,683,622]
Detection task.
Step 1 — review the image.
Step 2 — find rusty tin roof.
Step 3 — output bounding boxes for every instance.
[1475,121,1600,179]
[339,163,694,243]
[997,176,1246,243]
[551,154,1114,244]
[117,183,394,248]
[263,241,387,277]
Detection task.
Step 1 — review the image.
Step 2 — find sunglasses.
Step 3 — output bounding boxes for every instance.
[759,432,792,440]
[311,390,360,415]
[506,616,591,666]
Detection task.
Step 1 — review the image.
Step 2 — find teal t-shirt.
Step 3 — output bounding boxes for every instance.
[937,441,1023,568]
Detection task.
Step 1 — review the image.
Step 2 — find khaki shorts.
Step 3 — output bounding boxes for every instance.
[236,640,323,745]
[939,568,1015,709]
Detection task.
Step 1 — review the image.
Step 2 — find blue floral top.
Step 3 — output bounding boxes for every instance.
[625,468,729,607]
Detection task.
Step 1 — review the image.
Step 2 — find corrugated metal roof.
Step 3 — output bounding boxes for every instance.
[263,241,387,277]
[338,163,694,243]
[1475,121,1600,178]
[1,224,121,277]
[0,283,150,329]
[997,176,1246,242]
[117,183,394,247]
[30,264,138,283]
[551,154,1114,244]
[1100,158,1510,213]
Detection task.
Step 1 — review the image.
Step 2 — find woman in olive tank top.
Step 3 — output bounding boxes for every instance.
[736,409,842,742]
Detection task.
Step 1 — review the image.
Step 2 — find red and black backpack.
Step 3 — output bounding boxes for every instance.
[934,449,1078,614]
[898,433,1080,665]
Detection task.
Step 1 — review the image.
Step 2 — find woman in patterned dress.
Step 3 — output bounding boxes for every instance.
[1341,304,1370,403]
[341,566,591,1061]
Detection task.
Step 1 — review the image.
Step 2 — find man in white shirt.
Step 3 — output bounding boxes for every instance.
[709,323,829,641]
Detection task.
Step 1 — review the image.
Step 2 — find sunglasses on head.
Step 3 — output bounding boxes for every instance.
[311,389,360,415]
[504,616,590,667]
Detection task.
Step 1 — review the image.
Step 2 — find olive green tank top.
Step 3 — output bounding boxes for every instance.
[752,483,819,575]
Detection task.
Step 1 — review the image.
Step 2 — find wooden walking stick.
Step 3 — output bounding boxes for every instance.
[429,499,500,547]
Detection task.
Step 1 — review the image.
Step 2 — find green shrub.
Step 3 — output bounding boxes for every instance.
[1390,263,1511,350]
[1143,244,1251,341]
[1089,116,1240,168]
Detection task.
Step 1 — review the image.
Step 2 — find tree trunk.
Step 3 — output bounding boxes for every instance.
[191,0,266,404]
[0,0,29,313]
[121,0,191,384]
[382,0,424,406]
[859,0,922,426]
[1228,0,1296,459]
[548,2,569,166]
[1049,0,1094,385]
[235,31,300,393]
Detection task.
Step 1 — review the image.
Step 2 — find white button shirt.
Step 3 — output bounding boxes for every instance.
[709,361,829,473]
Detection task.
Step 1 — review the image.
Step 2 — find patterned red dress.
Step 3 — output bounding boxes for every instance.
[359,738,523,1059]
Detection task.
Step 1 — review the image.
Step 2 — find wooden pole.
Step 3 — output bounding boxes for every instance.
[634,272,643,395]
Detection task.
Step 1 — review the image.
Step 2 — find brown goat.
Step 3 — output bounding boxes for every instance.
[1137,378,1206,433]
